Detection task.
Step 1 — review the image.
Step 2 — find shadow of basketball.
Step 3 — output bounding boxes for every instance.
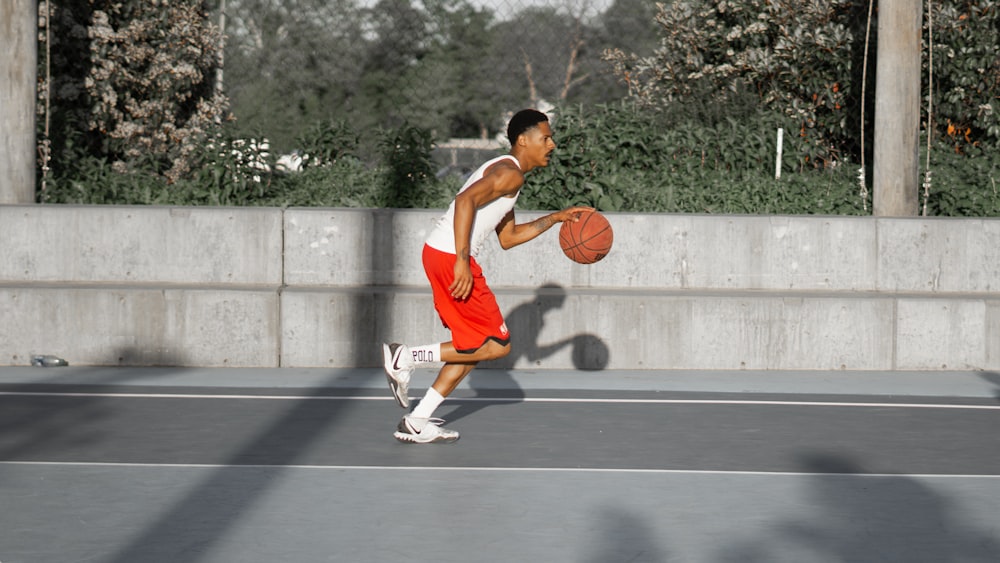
[571,333,610,371]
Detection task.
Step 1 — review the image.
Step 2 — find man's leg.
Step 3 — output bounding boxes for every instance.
[383,339,509,407]
[409,363,474,421]
[430,339,510,394]
[394,339,510,444]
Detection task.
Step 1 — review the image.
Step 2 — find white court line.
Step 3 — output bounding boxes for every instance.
[1,460,999,479]
[1,391,999,410]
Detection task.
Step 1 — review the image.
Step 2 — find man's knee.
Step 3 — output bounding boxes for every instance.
[483,340,511,360]
[496,341,512,359]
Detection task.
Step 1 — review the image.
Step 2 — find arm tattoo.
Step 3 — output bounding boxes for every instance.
[533,215,556,233]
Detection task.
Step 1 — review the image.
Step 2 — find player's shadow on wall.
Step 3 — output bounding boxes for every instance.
[491,283,610,372]
[442,283,609,423]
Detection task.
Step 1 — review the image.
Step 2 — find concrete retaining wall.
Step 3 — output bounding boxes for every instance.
[2,204,998,370]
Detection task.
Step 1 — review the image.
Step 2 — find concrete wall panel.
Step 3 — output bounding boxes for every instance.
[3,206,998,370]
[280,288,447,367]
[475,214,879,291]
[284,208,442,287]
[684,296,893,370]
[878,218,1000,293]
[279,286,896,371]
[0,286,278,367]
[1,205,282,285]
[895,298,990,370]
[987,301,1000,368]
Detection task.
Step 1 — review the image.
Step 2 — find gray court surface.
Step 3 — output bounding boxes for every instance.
[2,366,999,563]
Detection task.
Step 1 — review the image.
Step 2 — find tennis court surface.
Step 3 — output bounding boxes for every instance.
[2,366,999,562]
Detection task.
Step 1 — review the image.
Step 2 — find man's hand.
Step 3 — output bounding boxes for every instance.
[554,206,596,224]
[495,206,598,250]
[450,258,474,300]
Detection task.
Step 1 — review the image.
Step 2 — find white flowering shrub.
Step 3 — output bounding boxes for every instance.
[84,1,229,183]
[214,138,271,183]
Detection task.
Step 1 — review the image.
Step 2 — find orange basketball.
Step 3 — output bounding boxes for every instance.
[559,211,613,264]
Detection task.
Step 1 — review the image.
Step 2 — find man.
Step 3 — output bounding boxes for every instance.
[382,108,592,444]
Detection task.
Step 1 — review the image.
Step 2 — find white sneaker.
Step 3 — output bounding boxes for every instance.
[394,416,460,444]
[382,342,413,408]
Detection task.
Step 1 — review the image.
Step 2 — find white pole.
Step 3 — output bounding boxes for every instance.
[775,128,784,180]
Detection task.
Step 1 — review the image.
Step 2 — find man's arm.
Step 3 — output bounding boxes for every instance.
[448,161,525,300]
[494,206,595,251]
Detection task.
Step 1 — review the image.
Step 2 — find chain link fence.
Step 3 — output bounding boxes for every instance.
[32,0,999,212]
[222,0,660,153]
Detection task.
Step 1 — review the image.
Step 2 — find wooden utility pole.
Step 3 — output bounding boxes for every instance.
[0,0,37,204]
[873,0,922,216]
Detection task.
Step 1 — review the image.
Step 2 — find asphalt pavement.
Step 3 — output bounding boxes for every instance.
[1,366,999,563]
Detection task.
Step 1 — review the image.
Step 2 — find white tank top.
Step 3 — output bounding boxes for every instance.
[425,155,521,257]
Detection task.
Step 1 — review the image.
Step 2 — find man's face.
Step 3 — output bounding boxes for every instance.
[522,122,556,168]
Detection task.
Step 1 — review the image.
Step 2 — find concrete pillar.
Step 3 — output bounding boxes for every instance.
[0,0,37,204]
[873,0,922,216]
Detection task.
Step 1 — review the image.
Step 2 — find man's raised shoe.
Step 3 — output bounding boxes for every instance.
[382,342,413,408]
[393,416,459,444]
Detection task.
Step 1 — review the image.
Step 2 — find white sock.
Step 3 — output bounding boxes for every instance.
[408,343,442,366]
[411,387,446,420]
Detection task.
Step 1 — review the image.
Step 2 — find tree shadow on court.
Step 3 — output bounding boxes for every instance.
[0,348,195,461]
[978,371,1000,401]
[98,212,399,563]
[716,453,1000,562]
[440,283,609,424]
[0,382,113,462]
[3,211,404,562]
[97,371,380,563]
[581,505,670,563]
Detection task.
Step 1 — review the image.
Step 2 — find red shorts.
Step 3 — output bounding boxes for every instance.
[422,244,510,354]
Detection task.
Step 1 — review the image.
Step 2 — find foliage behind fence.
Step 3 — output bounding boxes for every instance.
[34,0,1000,215]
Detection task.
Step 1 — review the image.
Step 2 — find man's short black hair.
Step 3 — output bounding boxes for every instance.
[507,109,549,147]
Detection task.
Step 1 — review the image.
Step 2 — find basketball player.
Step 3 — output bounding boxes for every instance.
[382,108,593,443]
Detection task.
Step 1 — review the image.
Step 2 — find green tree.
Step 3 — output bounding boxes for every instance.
[602,0,660,59]
[360,0,431,132]
[489,7,598,108]
[399,0,500,139]
[575,0,661,104]
[222,0,368,152]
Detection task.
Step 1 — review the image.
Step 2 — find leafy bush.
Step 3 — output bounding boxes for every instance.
[603,0,1000,166]
[41,120,457,208]
[377,123,441,208]
[292,120,361,169]
[40,102,998,217]
[603,0,858,167]
[260,158,385,208]
[41,155,167,205]
[922,139,1000,216]
[523,102,868,214]
[37,0,998,217]
[930,1,1000,150]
